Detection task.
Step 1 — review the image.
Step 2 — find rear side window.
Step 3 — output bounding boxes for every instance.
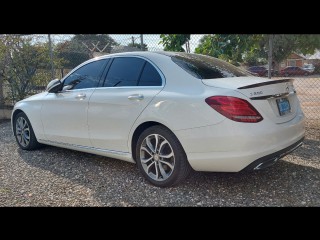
[138,62,162,86]
[171,53,251,79]
[104,57,145,87]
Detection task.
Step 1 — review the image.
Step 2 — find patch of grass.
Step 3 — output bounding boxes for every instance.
[0,188,11,193]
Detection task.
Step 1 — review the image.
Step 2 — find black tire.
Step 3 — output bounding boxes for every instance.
[13,112,42,150]
[135,125,192,187]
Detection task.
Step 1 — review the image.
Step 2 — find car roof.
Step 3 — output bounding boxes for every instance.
[77,51,170,67]
[93,51,170,60]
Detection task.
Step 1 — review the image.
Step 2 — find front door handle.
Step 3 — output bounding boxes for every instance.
[75,93,86,99]
[128,94,144,101]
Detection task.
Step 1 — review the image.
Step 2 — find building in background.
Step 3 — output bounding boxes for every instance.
[306,50,320,66]
[280,53,307,70]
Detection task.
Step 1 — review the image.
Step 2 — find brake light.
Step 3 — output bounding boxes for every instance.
[205,96,263,123]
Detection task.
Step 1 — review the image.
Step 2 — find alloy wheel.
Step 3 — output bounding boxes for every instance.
[15,116,30,147]
[139,134,175,181]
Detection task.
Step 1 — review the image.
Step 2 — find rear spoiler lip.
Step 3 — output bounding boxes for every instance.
[237,78,294,90]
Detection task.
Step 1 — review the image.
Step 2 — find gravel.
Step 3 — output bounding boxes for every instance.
[0,120,319,206]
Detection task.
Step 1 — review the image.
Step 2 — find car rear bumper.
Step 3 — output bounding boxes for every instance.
[174,110,305,172]
[241,136,304,171]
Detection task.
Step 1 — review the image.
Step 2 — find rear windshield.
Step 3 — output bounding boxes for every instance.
[171,53,251,79]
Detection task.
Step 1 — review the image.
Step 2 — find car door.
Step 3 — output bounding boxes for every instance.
[88,56,164,153]
[41,59,108,146]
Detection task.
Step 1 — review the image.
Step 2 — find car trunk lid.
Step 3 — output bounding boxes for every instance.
[202,77,299,124]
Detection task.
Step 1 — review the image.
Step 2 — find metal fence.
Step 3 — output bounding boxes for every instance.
[0,34,319,129]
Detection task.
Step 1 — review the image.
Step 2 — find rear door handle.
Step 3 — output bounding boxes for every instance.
[128,94,144,101]
[75,93,86,99]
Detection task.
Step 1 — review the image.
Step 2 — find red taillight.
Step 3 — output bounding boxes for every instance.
[205,96,263,123]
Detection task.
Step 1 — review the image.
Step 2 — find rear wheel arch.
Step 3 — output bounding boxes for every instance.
[131,121,163,162]
[131,121,185,163]
[134,124,192,187]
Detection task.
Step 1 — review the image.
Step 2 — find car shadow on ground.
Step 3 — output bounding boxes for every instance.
[17,138,320,206]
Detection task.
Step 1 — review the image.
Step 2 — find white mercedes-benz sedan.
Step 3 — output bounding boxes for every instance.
[12,51,305,187]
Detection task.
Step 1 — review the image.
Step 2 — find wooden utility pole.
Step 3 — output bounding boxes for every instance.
[0,75,3,107]
[0,35,5,106]
[48,34,54,79]
[140,34,144,51]
[186,40,190,53]
[268,34,273,79]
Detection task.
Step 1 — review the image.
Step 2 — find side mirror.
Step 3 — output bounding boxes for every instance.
[46,79,63,93]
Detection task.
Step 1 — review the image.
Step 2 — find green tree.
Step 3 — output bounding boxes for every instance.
[0,37,6,105]
[195,34,320,66]
[55,41,90,69]
[159,34,190,52]
[195,34,263,65]
[2,36,51,102]
[245,35,320,68]
[269,35,320,64]
[55,34,119,72]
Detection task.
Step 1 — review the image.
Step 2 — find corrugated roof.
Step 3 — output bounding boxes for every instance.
[306,50,320,60]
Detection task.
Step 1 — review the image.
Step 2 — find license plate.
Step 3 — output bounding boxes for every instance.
[276,98,291,116]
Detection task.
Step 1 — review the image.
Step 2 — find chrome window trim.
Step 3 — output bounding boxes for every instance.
[59,54,166,92]
[60,57,111,83]
[105,55,166,88]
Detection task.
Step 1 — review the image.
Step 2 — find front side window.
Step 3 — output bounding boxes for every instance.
[171,53,251,79]
[104,57,145,87]
[63,59,108,90]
